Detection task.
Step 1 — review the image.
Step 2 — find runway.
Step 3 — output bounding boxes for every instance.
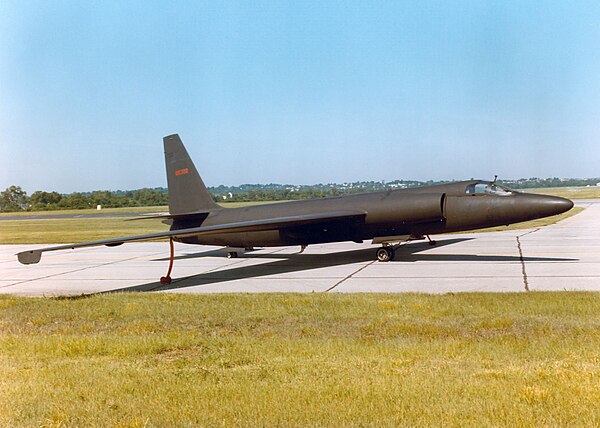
[1,200,598,296]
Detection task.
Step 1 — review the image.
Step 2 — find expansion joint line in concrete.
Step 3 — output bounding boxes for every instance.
[0,251,163,290]
[324,260,376,292]
[515,228,540,292]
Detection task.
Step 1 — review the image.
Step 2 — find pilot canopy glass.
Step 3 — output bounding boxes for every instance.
[465,182,513,196]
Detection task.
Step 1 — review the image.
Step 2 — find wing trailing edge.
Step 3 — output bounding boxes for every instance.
[16,210,366,264]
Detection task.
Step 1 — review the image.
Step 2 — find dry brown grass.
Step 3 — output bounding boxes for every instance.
[1,292,599,427]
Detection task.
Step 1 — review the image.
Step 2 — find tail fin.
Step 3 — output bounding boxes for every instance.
[163,134,220,215]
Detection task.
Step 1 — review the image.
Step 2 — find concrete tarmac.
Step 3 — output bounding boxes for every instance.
[1,200,598,296]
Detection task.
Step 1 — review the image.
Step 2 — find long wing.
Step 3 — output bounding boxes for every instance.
[17,210,366,264]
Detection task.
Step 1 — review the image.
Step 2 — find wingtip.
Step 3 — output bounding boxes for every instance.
[17,250,42,265]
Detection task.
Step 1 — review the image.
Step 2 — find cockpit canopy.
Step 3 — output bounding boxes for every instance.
[465,182,514,196]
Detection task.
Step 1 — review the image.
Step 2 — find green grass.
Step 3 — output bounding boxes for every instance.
[1,292,599,427]
[0,201,284,218]
[524,186,600,199]
[0,205,169,217]
[0,202,288,244]
[0,217,170,244]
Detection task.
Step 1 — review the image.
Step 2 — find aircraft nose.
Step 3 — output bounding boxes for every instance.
[523,194,574,218]
[545,195,574,215]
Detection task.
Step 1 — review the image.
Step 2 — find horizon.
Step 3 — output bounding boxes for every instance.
[2,1,600,193]
[9,176,600,197]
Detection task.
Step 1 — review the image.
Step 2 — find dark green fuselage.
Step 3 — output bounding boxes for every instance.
[172,181,573,248]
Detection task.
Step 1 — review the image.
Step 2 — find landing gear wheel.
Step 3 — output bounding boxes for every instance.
[160,276,172,285]
[376,247,394,262]
[426,235,437,246]
[227,251,238,259]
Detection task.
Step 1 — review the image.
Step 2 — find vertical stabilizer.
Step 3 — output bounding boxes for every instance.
[164,134,220,214]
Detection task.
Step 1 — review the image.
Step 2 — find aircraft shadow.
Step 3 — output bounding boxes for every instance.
[105,238,576,294]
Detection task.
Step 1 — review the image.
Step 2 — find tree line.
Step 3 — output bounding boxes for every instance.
[0,185,339,211]
[0,186,169,212]
[1,176,598,212]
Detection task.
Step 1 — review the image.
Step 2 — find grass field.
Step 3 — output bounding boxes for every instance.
[0,205,169,217]
[0,202,284,244]
[1,292,599,427]
[0,201,283,218]
[528,186,600,199]
[0,217,170,244]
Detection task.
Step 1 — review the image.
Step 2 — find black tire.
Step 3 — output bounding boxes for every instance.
[227,252,238,259]
[376,247,393,262]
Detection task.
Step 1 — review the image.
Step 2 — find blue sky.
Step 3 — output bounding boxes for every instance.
[1,1,599,193]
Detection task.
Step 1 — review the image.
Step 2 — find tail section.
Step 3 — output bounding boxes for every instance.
[164,134,221,215]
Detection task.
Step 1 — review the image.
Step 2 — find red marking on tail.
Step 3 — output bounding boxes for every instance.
[175,168,189,176]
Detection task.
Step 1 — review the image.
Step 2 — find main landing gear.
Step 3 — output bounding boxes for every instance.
[160,238,175,285]
[226,247,255,259]
[376,235,437,262]
[376,246,395,262]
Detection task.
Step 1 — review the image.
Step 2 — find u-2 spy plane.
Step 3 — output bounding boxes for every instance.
[18,134,573,284]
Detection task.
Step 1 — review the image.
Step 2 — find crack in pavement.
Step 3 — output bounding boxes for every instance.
[324,260,376,292]
[515,228,540,292]
[516,236,529,291]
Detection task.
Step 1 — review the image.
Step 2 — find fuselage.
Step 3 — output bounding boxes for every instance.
[172,180,573,248]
